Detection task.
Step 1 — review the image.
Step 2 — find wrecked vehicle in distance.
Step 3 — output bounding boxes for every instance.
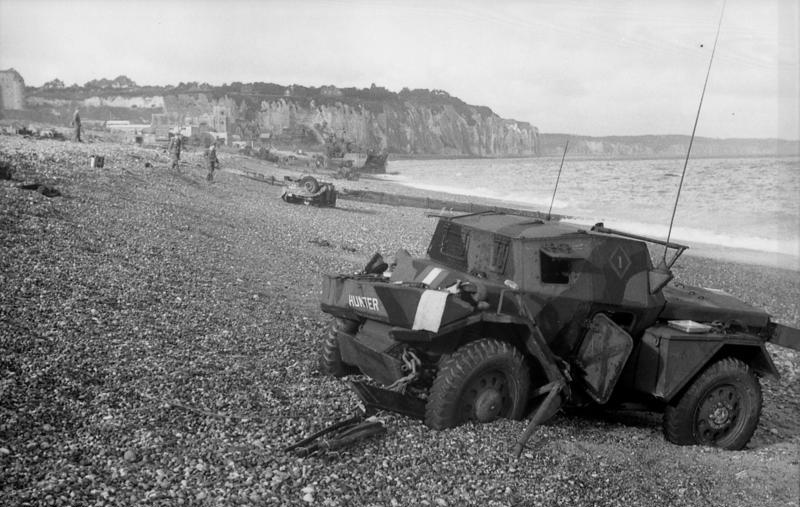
[281,175,337,207]
[318,211,800,451]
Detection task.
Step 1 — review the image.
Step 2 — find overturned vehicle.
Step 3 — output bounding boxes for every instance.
[319,211,800,451]
[281,175,337,207]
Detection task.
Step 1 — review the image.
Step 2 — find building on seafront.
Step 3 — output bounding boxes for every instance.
[0,68,26,111]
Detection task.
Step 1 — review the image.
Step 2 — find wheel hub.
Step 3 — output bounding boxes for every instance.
[474,388,503,422]
[709,404,731,428]
[696,385,742,443]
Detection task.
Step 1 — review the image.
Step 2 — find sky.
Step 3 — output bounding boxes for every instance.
[0,0,797,139]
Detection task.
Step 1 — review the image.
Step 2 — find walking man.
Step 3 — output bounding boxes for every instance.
[70,108,82,142]
[206,142,219,181]
[168,131,183,170]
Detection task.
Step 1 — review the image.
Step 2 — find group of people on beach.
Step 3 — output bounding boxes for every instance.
[169,132,219,181]
[70,108,219,181]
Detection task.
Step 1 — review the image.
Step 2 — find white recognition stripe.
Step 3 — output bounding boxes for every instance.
[421,267,443,286]
[412,290,448,332]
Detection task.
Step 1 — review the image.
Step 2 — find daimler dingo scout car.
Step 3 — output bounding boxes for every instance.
[319,212,800,450]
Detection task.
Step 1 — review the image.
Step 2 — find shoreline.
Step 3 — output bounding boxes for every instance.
[369,168,800,273]
[682,242,800,272]
[324,162,800,273]
[292,157,800,272]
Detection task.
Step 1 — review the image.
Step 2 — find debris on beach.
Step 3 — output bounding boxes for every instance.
[18,183,61,197]
[0,160,13,180]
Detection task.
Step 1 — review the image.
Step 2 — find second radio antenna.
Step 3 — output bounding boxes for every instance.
[663,1,726,265]
[547,140,569,220]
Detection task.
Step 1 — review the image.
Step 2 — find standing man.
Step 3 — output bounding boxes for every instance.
[70,108,82,142]
[206,142,219,181]
[168,131,183,170]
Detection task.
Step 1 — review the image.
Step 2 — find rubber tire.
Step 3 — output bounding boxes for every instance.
[425,338,530,430]
[319,319,359,377]
[299,176,319,193]
[663,357,761,450]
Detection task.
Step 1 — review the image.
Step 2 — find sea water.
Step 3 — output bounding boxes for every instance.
[381,156,800,270]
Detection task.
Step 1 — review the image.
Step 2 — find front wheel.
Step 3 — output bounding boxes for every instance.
[663,357,762,450]
[425,338,530,429]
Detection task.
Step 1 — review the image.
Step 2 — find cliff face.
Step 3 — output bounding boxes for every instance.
[236,98,537,156]
[170,94,538,156]
[10,86,539,157]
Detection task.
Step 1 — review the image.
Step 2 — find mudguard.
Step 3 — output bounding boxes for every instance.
[632,325,778,402]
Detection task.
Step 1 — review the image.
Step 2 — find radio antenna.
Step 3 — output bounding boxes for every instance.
[547,139,569,220]
[663,1,726,264]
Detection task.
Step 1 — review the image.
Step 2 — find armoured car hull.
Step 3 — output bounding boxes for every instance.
[319,212,800,450]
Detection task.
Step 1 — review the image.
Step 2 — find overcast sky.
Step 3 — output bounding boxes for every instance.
[1,0,797,139]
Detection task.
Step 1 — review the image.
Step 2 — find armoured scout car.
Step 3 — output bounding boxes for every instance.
[319,212,800,450]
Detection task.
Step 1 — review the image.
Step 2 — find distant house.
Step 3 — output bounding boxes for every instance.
[209,131,228,143]
[0,68,26,110]
[150,113,180,140]
[320,85,343,98]
[106,120,151,143]
[106,120,150,131]
[212,105,227,133]
[180,125,198,137]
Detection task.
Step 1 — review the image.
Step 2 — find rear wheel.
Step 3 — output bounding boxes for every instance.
[319,319,359,377]
[425,338,530,429]
[663,357,761,450]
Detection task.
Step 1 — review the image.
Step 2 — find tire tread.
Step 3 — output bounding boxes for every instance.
[319,319,359,377]
[426,338,529,430]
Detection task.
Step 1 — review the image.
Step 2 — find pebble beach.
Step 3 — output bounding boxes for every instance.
[1,135,798,506]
